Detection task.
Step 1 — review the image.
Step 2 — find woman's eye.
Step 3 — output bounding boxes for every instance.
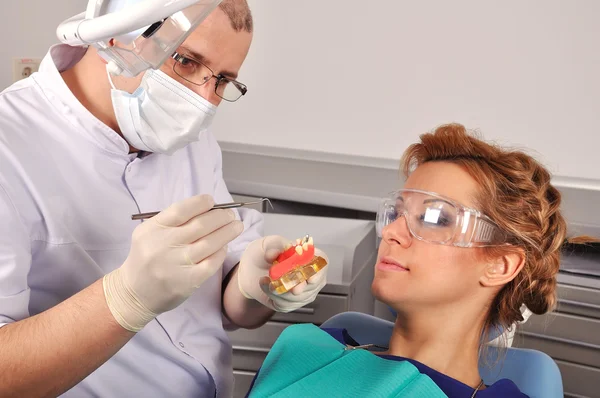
[437,216,452,226]
[418,212,452,227]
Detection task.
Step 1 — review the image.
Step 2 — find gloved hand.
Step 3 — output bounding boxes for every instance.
[103,195,243,332]
[237,235,328,313]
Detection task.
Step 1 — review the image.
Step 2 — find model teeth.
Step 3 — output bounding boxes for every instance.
[284,243,291,250]
[302,243,308,251]
[308,236,314,246]
[296,238,302,245]
[295,246,303,255]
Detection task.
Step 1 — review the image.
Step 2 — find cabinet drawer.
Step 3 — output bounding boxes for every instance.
[232,347,268,371]
[271,293,348,324]
[232,370,256,398]
[516,331,600,368]
[520,312,600,346]
[228,321,288,349]
[557,284,600,320]
[556,360,600,398]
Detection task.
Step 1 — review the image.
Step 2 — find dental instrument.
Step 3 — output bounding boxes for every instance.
[131,198,271,220]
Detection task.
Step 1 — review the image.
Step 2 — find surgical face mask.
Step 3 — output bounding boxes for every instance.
[108,66,217,155]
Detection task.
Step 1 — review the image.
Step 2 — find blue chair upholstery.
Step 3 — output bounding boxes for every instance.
[321,312,563,398]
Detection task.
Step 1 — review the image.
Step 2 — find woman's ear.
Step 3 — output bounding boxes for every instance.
[480,250,525,287]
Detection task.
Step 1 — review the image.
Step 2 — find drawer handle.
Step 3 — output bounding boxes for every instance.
[233,370,256,376]
[232,345,270,353]
[520,331,600,351]
[292,307,315,315]
[558,299,600,312]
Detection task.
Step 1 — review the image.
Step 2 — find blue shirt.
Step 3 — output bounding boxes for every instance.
[247,328,529,398]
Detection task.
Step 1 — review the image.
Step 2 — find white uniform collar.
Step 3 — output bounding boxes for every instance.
[35,44,132,157]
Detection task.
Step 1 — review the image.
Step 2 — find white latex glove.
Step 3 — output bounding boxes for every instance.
[237,235,328,313]
[103,195,243,332]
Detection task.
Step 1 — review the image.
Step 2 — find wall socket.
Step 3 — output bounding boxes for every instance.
[13,58,42,82]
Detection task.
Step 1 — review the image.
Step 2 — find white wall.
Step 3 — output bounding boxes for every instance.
[0,0,87,90]
[2,1,598,181]
[212,0,600,181]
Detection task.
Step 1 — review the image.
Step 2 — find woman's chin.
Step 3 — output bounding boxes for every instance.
[371,277,410,306]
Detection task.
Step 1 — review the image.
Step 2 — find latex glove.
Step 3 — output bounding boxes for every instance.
[103,195,243,332]
[237,235,328,313]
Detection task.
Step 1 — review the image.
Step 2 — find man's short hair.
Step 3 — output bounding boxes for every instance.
[219,0,253,33]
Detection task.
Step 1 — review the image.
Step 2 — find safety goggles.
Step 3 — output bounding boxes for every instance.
[376,189,509,248]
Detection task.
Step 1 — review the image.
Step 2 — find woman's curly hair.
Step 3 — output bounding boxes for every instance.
[400,123,593,337]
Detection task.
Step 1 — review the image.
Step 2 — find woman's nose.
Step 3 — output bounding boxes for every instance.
[382,214,412,247]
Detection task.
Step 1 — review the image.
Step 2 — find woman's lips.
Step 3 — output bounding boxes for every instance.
[376,256,409,272]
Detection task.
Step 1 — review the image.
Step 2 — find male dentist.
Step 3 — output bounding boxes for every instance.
[0,0,327,396]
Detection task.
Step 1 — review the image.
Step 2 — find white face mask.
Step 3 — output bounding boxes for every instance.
[108,67,217,155]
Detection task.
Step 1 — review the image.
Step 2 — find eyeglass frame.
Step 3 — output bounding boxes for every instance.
[170,51,248,102]
[376,188,510,248]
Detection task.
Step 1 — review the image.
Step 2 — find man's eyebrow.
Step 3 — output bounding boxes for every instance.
[179,47,239,80]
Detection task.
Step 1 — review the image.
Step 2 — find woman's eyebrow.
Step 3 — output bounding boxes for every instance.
[423,198,454,206]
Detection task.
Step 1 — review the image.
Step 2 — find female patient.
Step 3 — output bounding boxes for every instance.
[248,123,590,397]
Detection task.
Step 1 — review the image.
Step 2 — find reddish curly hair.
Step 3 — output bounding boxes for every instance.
[400,123,593,337]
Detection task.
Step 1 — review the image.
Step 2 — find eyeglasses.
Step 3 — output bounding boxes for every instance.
[376,189,509,248]
[171,52,248,102]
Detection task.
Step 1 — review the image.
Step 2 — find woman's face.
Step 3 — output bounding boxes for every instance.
[372,161,487,311]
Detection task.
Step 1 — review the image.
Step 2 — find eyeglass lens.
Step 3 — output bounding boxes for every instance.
[173,56,245,102]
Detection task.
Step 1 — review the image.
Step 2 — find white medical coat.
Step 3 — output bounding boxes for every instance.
[0,44,263,397]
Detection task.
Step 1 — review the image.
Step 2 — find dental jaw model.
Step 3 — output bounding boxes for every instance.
[269,235,328,294]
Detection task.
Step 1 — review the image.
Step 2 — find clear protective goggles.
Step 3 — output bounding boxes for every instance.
[376,189,509,248]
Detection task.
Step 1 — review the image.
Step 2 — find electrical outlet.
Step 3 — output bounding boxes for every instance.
[13,58,42,82]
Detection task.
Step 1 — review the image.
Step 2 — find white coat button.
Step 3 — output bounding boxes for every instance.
[179,342,185,348]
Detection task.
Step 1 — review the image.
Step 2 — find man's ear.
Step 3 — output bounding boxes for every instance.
[480,250,525,287]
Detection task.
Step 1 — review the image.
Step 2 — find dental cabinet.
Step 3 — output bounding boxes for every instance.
[224,142,600,398]
[513,232,600,398]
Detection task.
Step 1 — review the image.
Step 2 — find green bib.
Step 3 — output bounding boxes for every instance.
[248,323,447,398]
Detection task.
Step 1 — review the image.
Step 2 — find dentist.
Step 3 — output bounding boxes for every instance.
[0,0,327,397]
